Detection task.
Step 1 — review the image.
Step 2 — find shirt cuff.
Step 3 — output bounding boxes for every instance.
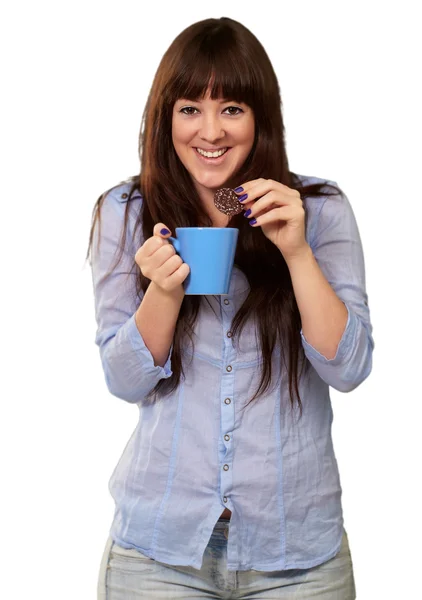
[300,303,357,366]
[126,313,173,378]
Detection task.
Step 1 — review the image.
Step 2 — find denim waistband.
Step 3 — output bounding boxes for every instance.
[213,518,230,531]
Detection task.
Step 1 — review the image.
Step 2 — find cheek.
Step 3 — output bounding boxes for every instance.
[235,120,255,147]
[172,118,195,146]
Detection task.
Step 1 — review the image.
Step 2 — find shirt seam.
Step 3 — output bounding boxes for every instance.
[150,383,185,554]
[227,528,344,571]
[275,387,287,564]
[182,348,264,369]
[309,194,329,250]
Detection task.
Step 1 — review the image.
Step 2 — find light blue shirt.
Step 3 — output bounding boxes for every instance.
[90,174,374,572]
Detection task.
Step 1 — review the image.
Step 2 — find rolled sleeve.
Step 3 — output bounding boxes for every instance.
[99,314,173,403]
[126,313,173,378]
[301,184,374,392]
[300,303,356,366]
[90,187,173,403]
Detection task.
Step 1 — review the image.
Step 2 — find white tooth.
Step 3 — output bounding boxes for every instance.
[197,148,226,158]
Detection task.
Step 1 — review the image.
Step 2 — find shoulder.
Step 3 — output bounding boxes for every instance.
[101,179,143,206]
[294,172,341,198]
[294,172,345,208]
[94,178,143,237]
[98,179,143,223]
[293,172,352,245]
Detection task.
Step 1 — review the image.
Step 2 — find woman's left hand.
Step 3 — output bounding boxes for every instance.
[235,178,310,260]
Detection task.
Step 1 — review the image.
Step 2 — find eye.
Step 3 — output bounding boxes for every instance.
[179,105,244,116]
[224,106,244,116]
[180,106,199,115]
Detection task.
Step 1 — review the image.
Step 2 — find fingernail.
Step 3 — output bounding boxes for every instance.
[234,186,244,193]
[249,218,257,226]
[160,228,170,235]
[238,194,248,202]
[244,209,252,218]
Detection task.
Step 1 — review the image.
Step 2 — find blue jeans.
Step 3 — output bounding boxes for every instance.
[97,519,356,599]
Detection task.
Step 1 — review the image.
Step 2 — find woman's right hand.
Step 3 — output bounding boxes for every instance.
[135,223,190,293]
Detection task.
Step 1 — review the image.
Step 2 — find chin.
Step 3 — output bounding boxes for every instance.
[194,172,233,191]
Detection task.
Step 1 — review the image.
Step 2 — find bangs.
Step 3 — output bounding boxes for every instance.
[165,44,258,108]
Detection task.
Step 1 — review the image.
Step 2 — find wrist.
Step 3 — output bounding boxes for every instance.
[150,281,185,303]
[282,244,313,267]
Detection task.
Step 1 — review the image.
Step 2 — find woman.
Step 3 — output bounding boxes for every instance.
[88,16,373,599]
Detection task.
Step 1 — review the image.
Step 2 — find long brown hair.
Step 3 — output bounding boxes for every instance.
[87,17,341,416]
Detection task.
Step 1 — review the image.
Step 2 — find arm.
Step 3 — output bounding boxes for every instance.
[289,188,374,392]
[135,281,184,368]
[285,246,348,360]
[90,189,177,403]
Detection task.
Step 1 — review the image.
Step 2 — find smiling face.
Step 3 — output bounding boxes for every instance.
[172,90,255,204]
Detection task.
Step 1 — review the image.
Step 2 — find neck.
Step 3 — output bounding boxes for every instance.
[211,214,230,228]
[195,183,229,228]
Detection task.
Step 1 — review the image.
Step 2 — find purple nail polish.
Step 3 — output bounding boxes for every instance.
[244,209,252,217]
[238,193,248,202]
[160,228,170,235]
[249,218,257,226]
[234,186,244,193]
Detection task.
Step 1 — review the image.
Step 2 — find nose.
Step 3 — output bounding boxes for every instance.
[199,114,225,144]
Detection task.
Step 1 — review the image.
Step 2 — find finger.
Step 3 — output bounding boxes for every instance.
[156,253,184,279]
[138,223,173,260]
[163,262,190,289]
[248,205,303,227]
[234,178,274,201]
[243,191,289,219]
[138,235,166,259]
[153,223,172,238]
[233,178,265,196]
[147,243,176,270]
[236,179,298,203]
[237,200,254,213]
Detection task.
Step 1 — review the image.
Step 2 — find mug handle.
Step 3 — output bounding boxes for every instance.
[168,236,181,253]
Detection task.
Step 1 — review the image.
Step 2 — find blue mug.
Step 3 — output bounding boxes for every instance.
[168,228,239,295]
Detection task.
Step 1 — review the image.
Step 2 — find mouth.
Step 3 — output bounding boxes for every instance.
[193,147,232,165]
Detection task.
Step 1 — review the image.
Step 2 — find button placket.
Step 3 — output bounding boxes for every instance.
[220,295,235,513]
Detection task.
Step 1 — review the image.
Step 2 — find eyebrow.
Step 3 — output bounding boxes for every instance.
[177,98,239,104]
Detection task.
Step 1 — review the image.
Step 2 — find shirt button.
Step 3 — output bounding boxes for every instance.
[223,496,228,503]
[223,464,229,471]
[224,434,230,441]
[224,299,230,305]
[226,365,232,372]
[224,398,231,405]
[121,193,128,199]
[227,331,233,338]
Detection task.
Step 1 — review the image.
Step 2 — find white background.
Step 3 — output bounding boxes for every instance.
[1,1,421,598]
